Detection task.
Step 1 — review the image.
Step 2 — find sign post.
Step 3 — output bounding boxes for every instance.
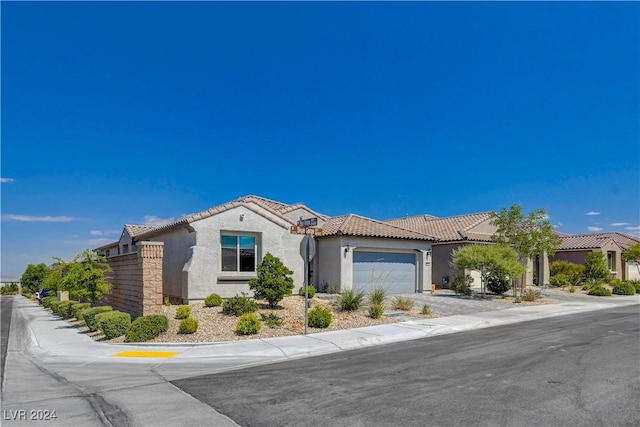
[291,218,322,335]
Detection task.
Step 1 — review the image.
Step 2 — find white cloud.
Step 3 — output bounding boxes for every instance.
[553,222,564,228]
[142,215,175,227]
[585,211,601,216]
[587,226,603,232]
[1,177,15,183]
[89,230,103,236]
[1,214,74,222]
[610,222,630,227]
[625,225,640,231]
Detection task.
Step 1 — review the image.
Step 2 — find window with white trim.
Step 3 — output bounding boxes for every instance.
[607,251,616,271]
[221,234,256,272]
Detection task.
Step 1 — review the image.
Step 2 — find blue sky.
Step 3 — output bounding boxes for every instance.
[2,2,639,281]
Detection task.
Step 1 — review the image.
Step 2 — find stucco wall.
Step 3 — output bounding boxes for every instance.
[146,228,195,298]
[432,243,467,288]
[182,205,306,301]
[316,236,432,293]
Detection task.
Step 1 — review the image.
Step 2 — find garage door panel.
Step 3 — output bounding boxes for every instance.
[353,251,416,294]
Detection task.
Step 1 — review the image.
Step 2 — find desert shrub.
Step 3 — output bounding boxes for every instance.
[550,260,584,286]
[391,296,414,311]
[72,303,91,320]
[487,274,511,295]
[204,293,222,307]
[368,302,385,319]
[41,296,57,308]
[549,274,571,288]
[56,300,77,319]
[175,305,191,319]
[260,312,283,328]
[222,295,259,316]
[338,290,365,311]
[178,317,198,334]
[124,314,168,342]
[583,252,610,282]
[248,253,294,308]
[163,295,170,306]
[588,285,612,297]
[582,278,603,291]
[522,287,541,302]
[612,281,636,296]
[368,286,387,306]
[631,280,640,294]
[569,285,576,293]
[327,284,340,294]
[236,313,261,335]
[451,274,473,296]
[95,311,131,339]
[48,300,62,315]
[421,304,432,315]
[83,306,113,332]
[308,306,332,328]
[298,285,316,299]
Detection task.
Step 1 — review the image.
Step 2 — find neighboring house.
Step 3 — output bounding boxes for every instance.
[551,232,640,281]
[315,214,435,294]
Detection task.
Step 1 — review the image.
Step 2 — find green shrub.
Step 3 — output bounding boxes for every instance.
[236,313,261,335]
[338,290,365,311]
[391,297,414,311]
[421,304,432,315]
[326,284,339,294]
[72,303,91,320]
[260,312,283,328]
[95,311,131,339]
[298,285,316,299]
[48,299,62,314]
[175,305,191,319]
[163,295,170,306]
[248,253,294,308]
[522,288,541,302]
[451,274,473,296]
[550,260,584,286]
[631,280,640,294]
[204,293,223,307]
[588,285,612,297]
[368,286,387,306]
[308,306,332,328]
[487,274,510,295]
[178,317,198,334]
[41,296,57,308]
[124,314,169,342]
[367,302,385,319]
[56,300,76,319]
[582,278,603,291]
[222,295,259,316]
[549,274,571,288]
[569,285,576,293]
[583,252,610,282]
[612,281,636,295]
[83,306,113,332]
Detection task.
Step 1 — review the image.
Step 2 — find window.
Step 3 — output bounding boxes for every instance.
[221,234,256,272]
[607,251,616,271]
[122,244,129,254]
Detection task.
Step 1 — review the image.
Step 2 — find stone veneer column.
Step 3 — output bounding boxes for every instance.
[137,241,164,316]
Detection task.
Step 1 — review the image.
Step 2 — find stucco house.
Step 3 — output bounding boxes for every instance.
[551,232,640,281]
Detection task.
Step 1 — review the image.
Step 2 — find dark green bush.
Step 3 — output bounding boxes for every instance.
[612,281,636,295]
[124,314,169,342]
[236,313,261,335]
[72,303,91,320]
[248,253,294,308]
[549,274,571,287]
[632,280,640,294]
[308,306,332,328]
[83,306,113,332]
[487,274,510,295]
[41,296,57,308]
[298,285,316,299]
[175,305,191,319]
[338,290,365,311]
[55,301,71,318]
[204,293,222,307]
[49,300,62,315]
[95,311,131,339]
[451,274,473,296]
[550,260,584,286]
[260,312,283,328]
[222,295,259,316]
[178,317,198,334]
[588,285,612,297]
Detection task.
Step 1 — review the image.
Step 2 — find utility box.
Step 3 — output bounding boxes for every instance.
[57,291,69,301]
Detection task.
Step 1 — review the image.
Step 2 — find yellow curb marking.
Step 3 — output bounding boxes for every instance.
[112,350,180,358]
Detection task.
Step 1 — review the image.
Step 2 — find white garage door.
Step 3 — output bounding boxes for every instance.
[353,251,416,294]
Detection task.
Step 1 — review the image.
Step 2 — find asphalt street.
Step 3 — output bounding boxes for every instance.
[173,305,640,427]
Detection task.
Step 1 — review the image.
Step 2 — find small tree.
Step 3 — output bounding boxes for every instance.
[20,263,50,294]
[583,251,610,282]
[452,244,524,298]
[621,243,640,277]
[248,253,294,308]
[59,250,112,304]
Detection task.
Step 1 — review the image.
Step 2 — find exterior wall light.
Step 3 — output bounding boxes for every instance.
[240,213,245,221]
[345,243,351,253]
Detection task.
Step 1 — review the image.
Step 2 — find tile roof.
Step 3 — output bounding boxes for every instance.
[385,212,494,242]
[558,232,640,251]
[124,224,156,237]
[320,214,437,240]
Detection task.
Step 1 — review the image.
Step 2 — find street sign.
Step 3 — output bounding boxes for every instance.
[290,225,323,237]
[297,217,318,227]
